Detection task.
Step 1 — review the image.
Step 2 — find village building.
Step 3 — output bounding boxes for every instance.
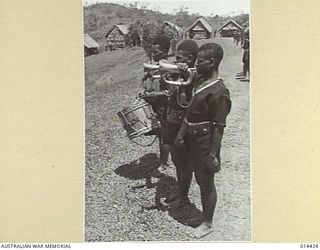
[105,24,129,50]
[217,20,244,37]
[164,21,183,40]
[184,17,212,40]
[84,34,99,56]
[164,21,183,53]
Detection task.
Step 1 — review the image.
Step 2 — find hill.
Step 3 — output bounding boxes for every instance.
[83,2,249,44]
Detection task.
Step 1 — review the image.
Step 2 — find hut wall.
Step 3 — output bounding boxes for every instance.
[220,28,240,37]
[84,46,98,56]
[106,27,126,47]
[187,22,211,40]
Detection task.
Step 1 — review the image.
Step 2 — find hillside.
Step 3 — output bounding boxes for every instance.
[83,2,249,44]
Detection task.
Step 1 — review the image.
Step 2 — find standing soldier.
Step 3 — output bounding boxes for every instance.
[242,30,250,81]
[142,35,171,172]
[164,40,199,207]
[174,43,231,238]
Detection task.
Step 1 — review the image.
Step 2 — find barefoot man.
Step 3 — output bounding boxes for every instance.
[175,43,231,238]
[165,39,199,207]
[142,35,171,172]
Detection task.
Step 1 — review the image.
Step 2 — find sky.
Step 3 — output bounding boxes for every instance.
[83,0,250,16]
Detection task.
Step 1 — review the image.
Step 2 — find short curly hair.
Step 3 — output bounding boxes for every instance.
[176,39,199,58]
[152,34,170,54]
[199,43,224,69]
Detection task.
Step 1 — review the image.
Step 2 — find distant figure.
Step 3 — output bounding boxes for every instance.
[235,31,241,46]
[242,32,250,80]
[240,34,245,47]
[213,30,217,38]
[107,41,113,51]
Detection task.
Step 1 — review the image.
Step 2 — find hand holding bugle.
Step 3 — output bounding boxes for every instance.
[143,61,196,86]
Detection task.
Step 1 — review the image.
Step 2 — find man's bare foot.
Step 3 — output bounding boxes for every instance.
[158,163,168,172]
[169,196,190,209]
[152,163,168,178]
[165,192,180,203]
[190,223,214,239]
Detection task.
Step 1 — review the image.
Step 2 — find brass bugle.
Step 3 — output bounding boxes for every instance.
[163,68,196,86]
[143,63,160,70]
[142,63,161,79]
[144,61,180,72]
[158,61,180,73]
[143,61,196,85]
[160,61,197,86]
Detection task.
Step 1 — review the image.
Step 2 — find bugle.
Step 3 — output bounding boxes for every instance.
[142,63,161,79]
[159,61,196,86]
[143,61,196,86]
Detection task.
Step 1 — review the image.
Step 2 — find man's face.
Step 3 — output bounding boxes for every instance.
[195,50,213,77]
[151,44,166,62]
[175,50,189,64]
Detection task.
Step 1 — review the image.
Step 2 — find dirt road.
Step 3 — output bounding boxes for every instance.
[85,38,250,241]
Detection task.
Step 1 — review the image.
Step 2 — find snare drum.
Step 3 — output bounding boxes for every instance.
[117,99,160,139]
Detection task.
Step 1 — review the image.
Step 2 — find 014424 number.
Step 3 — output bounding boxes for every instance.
[300,244,319,248]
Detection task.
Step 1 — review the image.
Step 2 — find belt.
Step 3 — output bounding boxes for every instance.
[184,119,212,135]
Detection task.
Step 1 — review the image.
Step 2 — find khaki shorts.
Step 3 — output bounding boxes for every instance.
[187,133,221,174]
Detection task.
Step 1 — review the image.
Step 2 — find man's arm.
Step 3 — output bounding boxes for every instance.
[209,94,231,156]
[209,126,224,157]
[174,119,188,146]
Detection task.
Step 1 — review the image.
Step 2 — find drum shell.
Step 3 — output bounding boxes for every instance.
[117,100,160,139]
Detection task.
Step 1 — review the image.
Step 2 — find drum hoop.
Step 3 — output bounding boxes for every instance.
[128,127,151,140]
[118,110,138,133]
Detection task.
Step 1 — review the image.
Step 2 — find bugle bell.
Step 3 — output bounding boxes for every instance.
[142,63,161,79]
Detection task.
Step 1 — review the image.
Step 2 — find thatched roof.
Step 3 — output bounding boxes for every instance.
[84,34,99,49]
[164,21,183,33]
[217,20,243,31]
[115,24,129,35]
[185,18,212,33]
[106,24,130,37]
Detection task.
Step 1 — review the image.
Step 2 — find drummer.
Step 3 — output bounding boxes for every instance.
[142,34,171,172]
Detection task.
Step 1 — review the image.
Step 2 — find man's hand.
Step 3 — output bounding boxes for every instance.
[176,63,189,71]
[174,136,184,147]
[138,92,146,99]
[207,154,220,173]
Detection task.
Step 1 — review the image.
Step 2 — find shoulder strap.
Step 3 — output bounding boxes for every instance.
[194,79,221,95]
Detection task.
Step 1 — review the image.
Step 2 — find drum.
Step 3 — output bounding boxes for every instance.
[117,99,160,140]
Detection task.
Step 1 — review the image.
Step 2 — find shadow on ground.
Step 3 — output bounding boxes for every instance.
[115,153,159,188]
[115,153,203,228]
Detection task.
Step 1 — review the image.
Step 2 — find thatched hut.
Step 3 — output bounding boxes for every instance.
[217,20,243,37]
[164,21,183,39]
[84,34,99,56]
[105,24,130,49]
[185,18,212,40]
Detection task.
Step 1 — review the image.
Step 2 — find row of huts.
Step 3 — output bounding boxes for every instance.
[84,18,248,56]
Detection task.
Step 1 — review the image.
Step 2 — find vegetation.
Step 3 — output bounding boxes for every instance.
[83,2,249,44]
